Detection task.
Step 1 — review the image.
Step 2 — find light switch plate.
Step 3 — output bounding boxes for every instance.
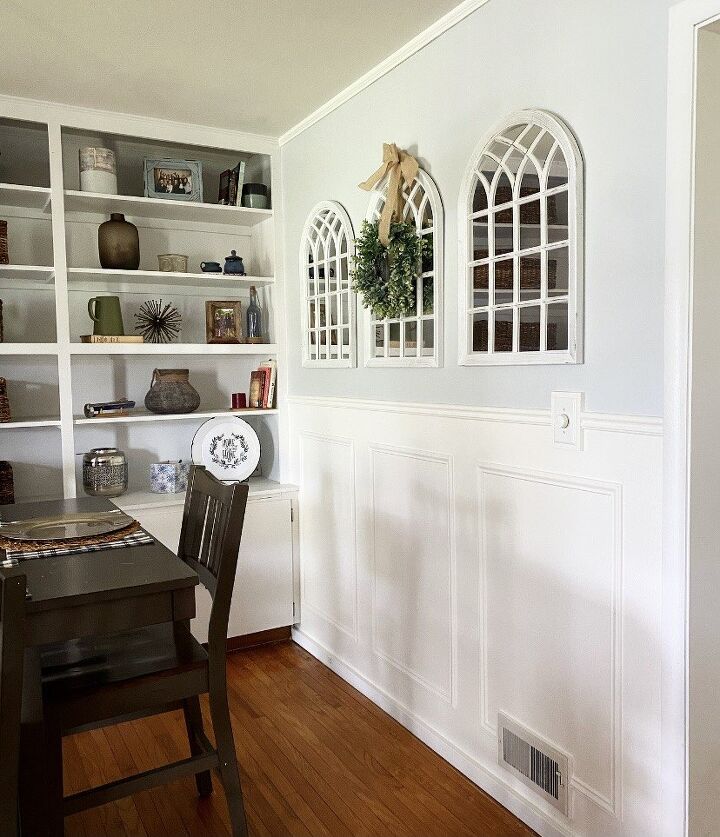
[551,391,584,450]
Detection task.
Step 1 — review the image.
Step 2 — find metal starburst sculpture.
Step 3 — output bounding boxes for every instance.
[134,299,182,343]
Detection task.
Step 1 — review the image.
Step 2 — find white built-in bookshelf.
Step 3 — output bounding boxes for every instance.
[0,106,288,503]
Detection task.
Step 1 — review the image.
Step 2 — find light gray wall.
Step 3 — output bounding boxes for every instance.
[280,0,672,416]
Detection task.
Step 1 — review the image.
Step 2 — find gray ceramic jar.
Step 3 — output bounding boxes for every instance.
[144,368,200,415]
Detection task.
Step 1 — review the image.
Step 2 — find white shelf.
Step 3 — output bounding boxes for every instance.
[70,342,277,355]
[0,183,51,211]
[0,417,61,429]
[0,264,54,282]
[64,190,272,227]
[74,407,277,426]
[0,343,58,355]
[66,267,273,289]
[114,477,298,512]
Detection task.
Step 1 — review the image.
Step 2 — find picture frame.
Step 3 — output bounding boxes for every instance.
[205,300,242,344]
[143,158,203,202]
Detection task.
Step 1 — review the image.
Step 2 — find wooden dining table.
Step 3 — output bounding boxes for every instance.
[1,496,198,836]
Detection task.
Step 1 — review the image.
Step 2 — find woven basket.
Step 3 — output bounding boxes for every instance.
[473,319,558,352]
[0,220,8,265]
[473,258,558,291]
[489,189,558,226]
[0,461,14,505]
[0,378,11,423]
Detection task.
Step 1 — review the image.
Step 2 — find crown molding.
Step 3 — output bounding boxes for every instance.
[278,0,493,146]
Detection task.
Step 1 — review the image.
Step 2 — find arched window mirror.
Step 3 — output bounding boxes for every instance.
[458,110,583,364]
[300,201,356,367]
[364,169,443,366]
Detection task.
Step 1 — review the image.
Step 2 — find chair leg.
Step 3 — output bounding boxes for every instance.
[19,721,49,837]
[21,717,64,837]
[182,696,213,797]
[208,686,248,837]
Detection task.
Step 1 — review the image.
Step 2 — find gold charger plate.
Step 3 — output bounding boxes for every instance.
[0,510,134,541]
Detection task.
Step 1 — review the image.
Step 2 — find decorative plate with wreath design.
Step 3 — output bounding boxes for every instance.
[191,416,260,482]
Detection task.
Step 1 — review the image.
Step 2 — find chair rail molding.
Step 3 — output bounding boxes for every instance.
[287,395,663,436]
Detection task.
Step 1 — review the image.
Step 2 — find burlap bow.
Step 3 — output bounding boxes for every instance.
[359,143,419,246]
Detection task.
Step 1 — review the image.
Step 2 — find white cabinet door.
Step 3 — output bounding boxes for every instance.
[130,497,294,643]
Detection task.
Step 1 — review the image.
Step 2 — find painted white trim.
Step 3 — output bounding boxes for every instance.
[288,394,663,436]
[292,627,573,837]
[663,3,720,836]
[278,0,493,146]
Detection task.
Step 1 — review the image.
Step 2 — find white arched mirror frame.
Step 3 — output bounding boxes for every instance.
[457,109,584,365]
[300,200,357,368]
[363,168,444,367]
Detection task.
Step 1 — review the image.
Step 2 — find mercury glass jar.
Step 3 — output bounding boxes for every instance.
[82,447,128,497]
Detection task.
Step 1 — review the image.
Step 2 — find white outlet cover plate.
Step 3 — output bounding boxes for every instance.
[551,391,584,450]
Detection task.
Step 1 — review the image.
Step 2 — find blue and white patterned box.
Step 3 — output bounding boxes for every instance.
[149,460,191,493]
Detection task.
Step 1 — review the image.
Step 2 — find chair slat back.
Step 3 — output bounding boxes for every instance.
[0,568,26,836]
[177,467,249,655]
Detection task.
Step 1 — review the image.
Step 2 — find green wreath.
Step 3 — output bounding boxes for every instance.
[351,220,432,319]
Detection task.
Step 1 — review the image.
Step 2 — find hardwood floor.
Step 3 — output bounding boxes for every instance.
[63,640,536,837]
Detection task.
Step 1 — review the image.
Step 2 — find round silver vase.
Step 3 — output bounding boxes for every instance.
[82,447,128,497]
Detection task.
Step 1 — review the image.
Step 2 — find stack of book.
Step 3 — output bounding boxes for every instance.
[248,359,276,409]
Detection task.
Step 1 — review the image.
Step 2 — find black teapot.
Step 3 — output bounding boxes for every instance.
[223,250,246,275]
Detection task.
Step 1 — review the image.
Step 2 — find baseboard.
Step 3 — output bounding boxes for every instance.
[226,626,292,652]
[291,627,574,837]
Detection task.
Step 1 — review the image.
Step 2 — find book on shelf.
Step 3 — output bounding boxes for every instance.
[258,358,277,408]
[248,370,265,408]
[248,359,277,409]
[80,335,144,344]
[219,161,246,207]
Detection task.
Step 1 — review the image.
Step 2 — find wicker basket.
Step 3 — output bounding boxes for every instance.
[473,257,558,291]
[473,319,558,352]
[0,220,8,265]
[0,378,11,423]
[489,189,558,226]
[0,461,14,505]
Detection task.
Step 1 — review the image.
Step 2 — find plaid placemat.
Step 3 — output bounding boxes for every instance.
[0,521,154,566]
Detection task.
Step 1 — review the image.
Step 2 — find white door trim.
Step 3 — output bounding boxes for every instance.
[665,3,720,836]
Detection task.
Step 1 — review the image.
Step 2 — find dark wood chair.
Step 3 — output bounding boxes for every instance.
[29,466,250,837]
[0,568,26,837]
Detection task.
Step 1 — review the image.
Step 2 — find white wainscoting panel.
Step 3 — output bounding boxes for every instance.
[370,444,455,704]
[299,431,358,640]
[289,395,662,837]
[479,465,621,815]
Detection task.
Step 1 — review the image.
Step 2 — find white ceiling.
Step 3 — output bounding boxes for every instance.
[2,0,462,137]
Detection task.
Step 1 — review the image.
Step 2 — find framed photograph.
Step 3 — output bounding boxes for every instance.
[205,300,242,344]
[144,158,203,202]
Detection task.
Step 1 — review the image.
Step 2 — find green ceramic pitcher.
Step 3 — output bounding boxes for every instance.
[88,295,124,336]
